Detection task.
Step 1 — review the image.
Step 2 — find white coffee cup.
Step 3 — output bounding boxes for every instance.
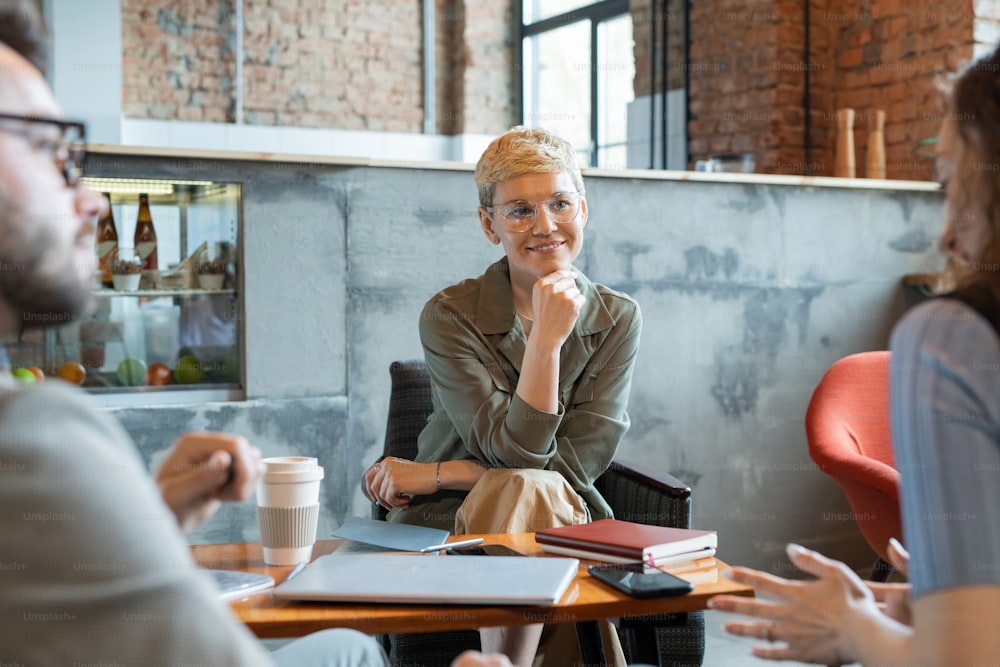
[256,456,324,565]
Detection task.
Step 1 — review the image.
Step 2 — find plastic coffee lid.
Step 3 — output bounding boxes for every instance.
[262,456,324,483]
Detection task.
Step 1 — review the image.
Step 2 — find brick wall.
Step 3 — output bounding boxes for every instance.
[460,0,514,134]
[679,0,976,177]
[686,2,800,173]
[123,0,986,173]
[241,0,424,131]
[815,0,975,180]
[122,0,512,135]
[122,0,236,122]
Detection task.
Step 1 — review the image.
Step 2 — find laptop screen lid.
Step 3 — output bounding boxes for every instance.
[273,553,579,606]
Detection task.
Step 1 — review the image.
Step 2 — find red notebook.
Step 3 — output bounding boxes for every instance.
[535,519,717,564]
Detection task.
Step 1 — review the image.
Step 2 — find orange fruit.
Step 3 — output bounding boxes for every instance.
[26,367,44,382]
[56,362,86,385]
[147,362,172,386]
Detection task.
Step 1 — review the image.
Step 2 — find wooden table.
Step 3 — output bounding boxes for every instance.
[194,532,751,632]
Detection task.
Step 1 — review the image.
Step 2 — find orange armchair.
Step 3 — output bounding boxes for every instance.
[805,351,901,581]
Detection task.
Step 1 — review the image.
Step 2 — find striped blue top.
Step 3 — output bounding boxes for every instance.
[890,298,1000,598]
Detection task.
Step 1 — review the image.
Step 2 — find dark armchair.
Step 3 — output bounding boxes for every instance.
[371,359,704,667]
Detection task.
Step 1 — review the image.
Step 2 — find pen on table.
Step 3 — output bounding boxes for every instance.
[418,537,484,553]
[285,561,308,581]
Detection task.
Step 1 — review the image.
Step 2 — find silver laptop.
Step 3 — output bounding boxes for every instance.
[273,553,579,606]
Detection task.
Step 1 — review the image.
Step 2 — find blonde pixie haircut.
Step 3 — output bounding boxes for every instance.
[475,126,585,207]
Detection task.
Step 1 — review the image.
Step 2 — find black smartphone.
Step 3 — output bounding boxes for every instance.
[448,544,524,557]
[588,563,694,599]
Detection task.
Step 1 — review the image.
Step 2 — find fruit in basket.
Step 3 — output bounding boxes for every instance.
[117,358,147,386]
[173,355,203,384]
[147,362,172,386]
[56,362,86,385]
[11,367,37,384]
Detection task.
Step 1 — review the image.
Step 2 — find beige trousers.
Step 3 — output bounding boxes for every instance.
[455,469,627,667]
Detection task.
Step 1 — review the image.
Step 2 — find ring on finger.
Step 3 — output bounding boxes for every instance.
[765,623,775,642]
[373,462,380,472]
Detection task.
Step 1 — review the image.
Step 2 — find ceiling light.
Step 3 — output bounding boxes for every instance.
[81,178,215,196]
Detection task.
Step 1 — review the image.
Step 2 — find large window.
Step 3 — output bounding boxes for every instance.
[520,0,634,168]
[520,0,691,171]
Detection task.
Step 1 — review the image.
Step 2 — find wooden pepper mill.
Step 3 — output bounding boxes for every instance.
[867,109,887,179]
[835,108,856,178]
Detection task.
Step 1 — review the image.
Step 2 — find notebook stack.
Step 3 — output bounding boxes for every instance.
[535,519,717,568]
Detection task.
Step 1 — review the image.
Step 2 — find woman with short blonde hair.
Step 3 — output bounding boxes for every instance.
[365,126,640,666]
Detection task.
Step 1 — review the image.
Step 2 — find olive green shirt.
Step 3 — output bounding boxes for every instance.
[389,257,642,531]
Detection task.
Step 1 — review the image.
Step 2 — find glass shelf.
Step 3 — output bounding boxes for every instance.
[8,177,244,401]
[94,288,237,298]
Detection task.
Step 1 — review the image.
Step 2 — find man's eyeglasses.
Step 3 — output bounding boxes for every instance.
[485,192,584,232]
[0,112,86,188]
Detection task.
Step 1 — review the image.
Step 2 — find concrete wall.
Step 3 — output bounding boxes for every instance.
[88,150,943,573]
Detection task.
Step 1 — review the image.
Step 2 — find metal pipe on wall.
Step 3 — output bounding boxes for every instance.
[235,0,243,124]
[803,0,811,175]
[649,0,656,168]
[661,0,668,169]
[422,0,436,134]
[683,0,691,168]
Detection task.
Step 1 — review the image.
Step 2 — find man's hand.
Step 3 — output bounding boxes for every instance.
[155,431,264,534]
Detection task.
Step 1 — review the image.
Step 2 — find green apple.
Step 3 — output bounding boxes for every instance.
[174,355,204,384]
[11,367,36,384]
[116,358,147,386]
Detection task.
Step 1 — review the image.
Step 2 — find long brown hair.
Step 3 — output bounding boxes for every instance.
[939,45,1000,293]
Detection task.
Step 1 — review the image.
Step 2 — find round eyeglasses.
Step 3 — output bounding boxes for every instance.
[485,192,584,233]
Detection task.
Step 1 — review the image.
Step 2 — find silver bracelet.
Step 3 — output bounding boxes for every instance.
[435,461,442,491]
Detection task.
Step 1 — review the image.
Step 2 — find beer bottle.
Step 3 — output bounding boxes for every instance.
[134,193,158,271]
[95,192,118,287]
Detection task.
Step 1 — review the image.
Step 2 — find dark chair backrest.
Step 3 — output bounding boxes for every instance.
[372,360,434,521]
[383,359,433,462]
